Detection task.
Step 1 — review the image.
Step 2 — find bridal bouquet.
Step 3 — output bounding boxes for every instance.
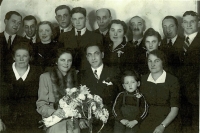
[42,85,109,131]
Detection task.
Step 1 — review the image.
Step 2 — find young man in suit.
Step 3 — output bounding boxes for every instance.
[94,8,112,48]
[54,5,72,41]
[23,15,40,44]
[79,43,120,133]
[180,11,200,133]
[59,7,103,70]
[0,11,28,73]
[160,16,184,76]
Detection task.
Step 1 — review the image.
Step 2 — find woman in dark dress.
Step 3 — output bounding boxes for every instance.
[3,42,43,133]
[139,50,180,133]
[104,19,135,72]
[32,21,60,71]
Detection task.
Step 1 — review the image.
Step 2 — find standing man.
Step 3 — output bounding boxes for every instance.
[23,15,39,44]
[94,8,112,47]
[181,11,200,133]
[160,16,183,76]
[0,11,27,72]
[55,5,72,41]
[59,7,102,70]
[79,43,120,133]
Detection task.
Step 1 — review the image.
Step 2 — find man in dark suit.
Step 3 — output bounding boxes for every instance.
[180,11,200,133]
[160,16,184,76]
[54,5,72,41]
[59,7,103,70]
[23,15,40,44]
[94,8,112,48]
[0,11,28,74]
[79,43,120,133]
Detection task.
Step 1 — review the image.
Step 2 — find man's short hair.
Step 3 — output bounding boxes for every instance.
[23,15,37,26]
[5,11,22,20]
[96,8,111,17]
[183,11,199,21]
[129,16,145,25]
[108,19,128,34]
[71,7,86,17]
[85,43,104,54]
[55,5,71,15]
[143,28,161,42]
[162,16,178,27]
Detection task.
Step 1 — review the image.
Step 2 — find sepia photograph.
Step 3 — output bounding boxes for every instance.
[0,0,199,133]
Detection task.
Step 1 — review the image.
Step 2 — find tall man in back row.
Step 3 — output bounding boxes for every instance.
[59,7,102,70]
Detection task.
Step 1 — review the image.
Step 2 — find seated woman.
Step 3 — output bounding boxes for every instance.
[104,19,136,72]
[36,48,79,133]
[32,21,60,71]
[137,28,161,75]
[3,42,43,133]
[139,49,181,133]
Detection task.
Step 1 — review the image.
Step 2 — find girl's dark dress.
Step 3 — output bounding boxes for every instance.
[3,65,43,133]
[113,91,148,133]
[139,72,181,133]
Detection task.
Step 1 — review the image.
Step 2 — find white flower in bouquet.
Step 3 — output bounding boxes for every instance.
[87,94,93,99]
[66,88,73,95]
[80,85,90,94]
[78,93,86,100]
[94,95,103,103]
[71,87,77,93]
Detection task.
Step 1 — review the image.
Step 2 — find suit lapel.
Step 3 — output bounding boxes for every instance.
[187,32,200,52]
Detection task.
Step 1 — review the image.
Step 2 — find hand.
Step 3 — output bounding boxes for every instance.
[120,119,129,125]
[52,109,65,118]
[126,120,138,128]
[79,119,89,129]
[0,119,6,131]
[153,125,165,133]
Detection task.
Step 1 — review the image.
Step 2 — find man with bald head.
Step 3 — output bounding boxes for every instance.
[94,8,112,48]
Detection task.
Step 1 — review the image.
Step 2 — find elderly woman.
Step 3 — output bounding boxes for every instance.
[32,21,60,71]
[137,28,161,75]
[36,48,79,133]
[139,50,180,133]
[3,42,43,133]
[104,19,135,72]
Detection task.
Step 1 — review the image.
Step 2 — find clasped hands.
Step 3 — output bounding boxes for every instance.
[120,119,138,128]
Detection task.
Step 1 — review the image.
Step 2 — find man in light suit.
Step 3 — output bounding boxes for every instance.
[160,16,184,76]
[180,11,200,133]
[79,43,120,133]
[94,8,112,48]
[54,5,73,41]
[59,7,102,70]
[23,15,40,44]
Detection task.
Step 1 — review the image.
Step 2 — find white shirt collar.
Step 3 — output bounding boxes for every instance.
[4,31,16,45]
[60,24,73,33]
[99,29,108,36]
[147,70,166,84]
[132,38,143,46]
[26,34,36,43]
[91,64,104,78]
[184,32,198,44]
[167,35,177,45]
[75,27,86,36]
[12,62,30,81]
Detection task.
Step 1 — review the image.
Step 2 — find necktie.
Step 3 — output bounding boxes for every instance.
[76,31,81,45]
[183,37,189,52]
[61,29,64,33]
[30,37,33,44]
[94,70,98,80]
[8,35,12,50]
[168,39,173,47]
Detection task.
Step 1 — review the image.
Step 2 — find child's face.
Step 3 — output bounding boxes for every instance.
[123,76,140,93]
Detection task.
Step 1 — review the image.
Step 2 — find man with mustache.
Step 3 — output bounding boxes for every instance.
[94,8,112,49]
[160,16,183,76]
[55,5,73,41]
[23,15,40,44]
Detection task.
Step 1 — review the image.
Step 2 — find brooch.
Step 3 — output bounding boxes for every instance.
[117,50,124,57]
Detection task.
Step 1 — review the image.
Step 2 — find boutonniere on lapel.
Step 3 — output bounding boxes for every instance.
[134,92,142,98]
[117,50,124,57]
[102,77,113,86]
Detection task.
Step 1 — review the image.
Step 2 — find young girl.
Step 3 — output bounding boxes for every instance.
[113,70,148,133]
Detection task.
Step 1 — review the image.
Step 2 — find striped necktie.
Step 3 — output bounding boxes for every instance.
[183,36,190,52]
[8,35,12,50]
[94,70,98,80]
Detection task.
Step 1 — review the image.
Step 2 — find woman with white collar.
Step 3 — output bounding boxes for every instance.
[139,49,181,133]
[3,42,43,133]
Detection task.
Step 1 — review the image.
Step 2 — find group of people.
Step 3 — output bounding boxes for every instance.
[0,4,199,133]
